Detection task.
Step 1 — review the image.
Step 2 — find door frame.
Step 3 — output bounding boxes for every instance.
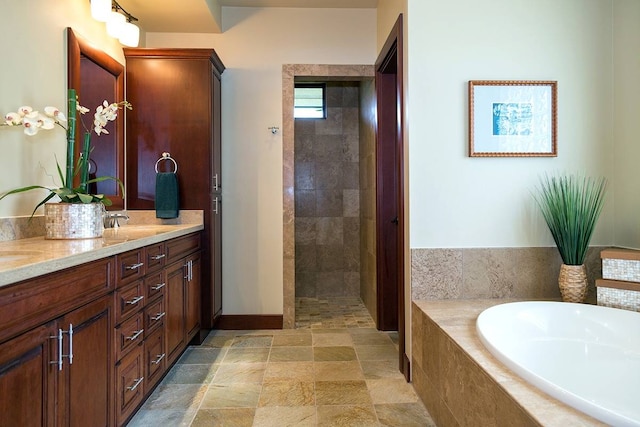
[375,14,408,378]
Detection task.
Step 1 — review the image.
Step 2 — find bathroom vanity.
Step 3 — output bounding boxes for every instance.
[0,223,202,426]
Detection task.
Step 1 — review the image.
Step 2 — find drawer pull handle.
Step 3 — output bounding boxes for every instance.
[126,296,144,305]
[125,262,144,270]
[151,282,166,291]
[127,329,144,341]
[127,377,144,392]
[150,254,166,260]
[151,353,166,365]
[151,312,166,321]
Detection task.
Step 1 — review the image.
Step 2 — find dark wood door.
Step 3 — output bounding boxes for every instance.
[165,260,186,365]
[57,295,112,427]
[376,15,408,379]
[0,322,57,427]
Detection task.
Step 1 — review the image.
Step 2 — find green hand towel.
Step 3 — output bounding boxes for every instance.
[155,172,179,219]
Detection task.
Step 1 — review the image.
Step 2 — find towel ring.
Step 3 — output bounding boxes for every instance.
[155,152,178,174]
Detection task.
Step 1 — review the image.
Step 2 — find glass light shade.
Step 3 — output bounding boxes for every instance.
[119,21,140,47]
[106,11,125,38]
[90,0,112,22]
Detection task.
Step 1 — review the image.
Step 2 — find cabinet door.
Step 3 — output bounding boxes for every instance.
[58,295,113,427]
[212,199,222,320]
[165,260,186,365]
[0,322,57,427]
[186,253,201,341]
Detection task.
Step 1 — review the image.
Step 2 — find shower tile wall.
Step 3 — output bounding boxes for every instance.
[295,82,360,298]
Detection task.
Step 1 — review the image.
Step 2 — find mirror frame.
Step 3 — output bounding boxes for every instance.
[67,28,125,210]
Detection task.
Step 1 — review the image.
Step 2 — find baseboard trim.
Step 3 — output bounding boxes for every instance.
[214,315,283,330]
[403,352,411,382]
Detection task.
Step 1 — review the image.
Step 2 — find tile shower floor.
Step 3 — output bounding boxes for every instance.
[127,298,435,426]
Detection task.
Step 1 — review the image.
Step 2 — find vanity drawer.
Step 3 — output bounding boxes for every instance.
[166,233,201,263]
[115,311,145,361]
[115,344,144,426]
[145,271,166,301]
[145,242,167,273]
[115,280,145,323]
[116,248,146,285]
[144,326,166,395]
[144,297,165,336]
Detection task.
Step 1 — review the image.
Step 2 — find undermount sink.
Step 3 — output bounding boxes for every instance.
[0,250,43,261]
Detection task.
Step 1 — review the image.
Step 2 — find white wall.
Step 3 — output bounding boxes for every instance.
[0,0,125,217]
[613,0,640,249]
[407,0,616,249]
[147,7,377,315]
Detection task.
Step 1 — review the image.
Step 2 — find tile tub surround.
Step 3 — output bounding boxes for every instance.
[411,299,606,427]
[410,246,604,303]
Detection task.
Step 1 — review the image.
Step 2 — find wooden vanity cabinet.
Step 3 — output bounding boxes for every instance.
[0,231,201,426]
[0,258,114,427]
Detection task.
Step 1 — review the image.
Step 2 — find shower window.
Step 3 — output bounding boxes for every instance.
[294,83,326,119]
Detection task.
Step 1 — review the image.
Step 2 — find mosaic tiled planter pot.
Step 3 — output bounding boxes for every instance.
[44,202,104,239]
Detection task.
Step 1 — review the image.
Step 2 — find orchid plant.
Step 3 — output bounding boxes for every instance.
[0,89,131,215]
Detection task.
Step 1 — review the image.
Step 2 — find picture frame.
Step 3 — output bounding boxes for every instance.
[468,80,557,157]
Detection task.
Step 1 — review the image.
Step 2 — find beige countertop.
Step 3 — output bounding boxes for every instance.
[0,223,203,288]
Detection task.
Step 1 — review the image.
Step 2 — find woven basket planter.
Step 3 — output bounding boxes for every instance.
[558,264,587,303]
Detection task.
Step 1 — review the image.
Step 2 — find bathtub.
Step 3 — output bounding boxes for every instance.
[476,301,640,427]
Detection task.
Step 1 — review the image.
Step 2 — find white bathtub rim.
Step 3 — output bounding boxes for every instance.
[477,301,640,427]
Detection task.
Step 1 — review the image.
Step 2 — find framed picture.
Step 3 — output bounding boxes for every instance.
[468,80,557,157]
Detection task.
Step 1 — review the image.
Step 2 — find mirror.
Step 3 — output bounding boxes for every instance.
[67,28,125,210]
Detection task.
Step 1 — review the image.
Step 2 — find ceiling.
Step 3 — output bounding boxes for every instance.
[119,0,378,34]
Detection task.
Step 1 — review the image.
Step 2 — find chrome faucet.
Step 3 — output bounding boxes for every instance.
[104,212,129,229]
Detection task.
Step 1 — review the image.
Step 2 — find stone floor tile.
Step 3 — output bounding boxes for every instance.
[200,335,234,348]
[375,402,437,427]
[190,408,255,427]
[360,360,406,380]
[258,380,315,406]
[253,406,316,426]
[230,335,274,348]
[315,380,372,405]
[161,363,218,385]
[200,383,262,408]
[140,384,206,411]
[177,347,226,364]
[272,333,313,346]
[351,332,394,346]
[264,361,314,381]
[316,405,379,427]
[313,346,357,361]
[367,378,419,404]
[212,362,266,384]
[126,409,196,426]
[355,345,398,361]
[222,347,270,364]
[269,346,313,362]
[313,361,364,381]
[312,332,354,347]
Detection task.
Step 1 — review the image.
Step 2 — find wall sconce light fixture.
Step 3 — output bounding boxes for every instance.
[91,0,140,47]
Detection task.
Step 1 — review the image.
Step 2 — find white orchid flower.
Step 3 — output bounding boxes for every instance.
[18,106,33,117]
[44,106,66,122]
[22,115,40,135]
[5,112,22,125]
[77,103,89,114]
[39,115,55,130]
